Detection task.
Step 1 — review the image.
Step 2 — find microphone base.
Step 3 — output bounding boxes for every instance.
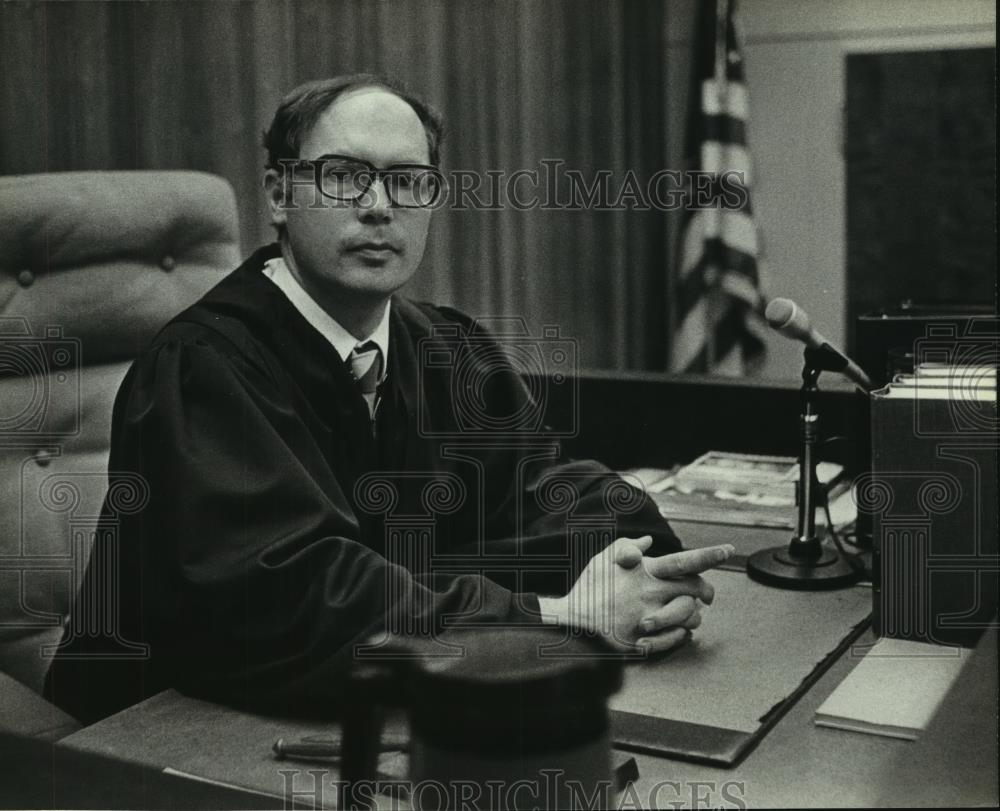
[746,544,862,590]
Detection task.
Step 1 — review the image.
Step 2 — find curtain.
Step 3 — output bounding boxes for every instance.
[1,0,672,370]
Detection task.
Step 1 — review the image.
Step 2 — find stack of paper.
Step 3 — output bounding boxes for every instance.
[879,362,997,401]
[815,637,971,740]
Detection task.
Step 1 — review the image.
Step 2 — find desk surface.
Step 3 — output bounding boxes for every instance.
[50,523,999,809]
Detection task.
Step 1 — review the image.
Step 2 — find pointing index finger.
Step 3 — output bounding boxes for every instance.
[644,544,736,579]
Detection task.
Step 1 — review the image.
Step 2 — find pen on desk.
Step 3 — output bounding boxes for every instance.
[273,732,409,762]
[273,738,343,762]
[273,736,411,802]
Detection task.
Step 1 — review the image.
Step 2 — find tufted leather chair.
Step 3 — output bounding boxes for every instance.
[0,171,240,727]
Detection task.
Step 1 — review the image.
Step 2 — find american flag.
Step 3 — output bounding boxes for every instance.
[670,0,767,376]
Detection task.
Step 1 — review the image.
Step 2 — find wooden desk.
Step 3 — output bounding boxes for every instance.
[49,632,997,809]
[47,523,997,809]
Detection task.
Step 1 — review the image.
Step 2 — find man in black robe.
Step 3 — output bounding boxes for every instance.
[47,75,732,724]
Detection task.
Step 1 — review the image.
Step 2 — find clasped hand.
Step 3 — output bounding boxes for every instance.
[538,537,735,654]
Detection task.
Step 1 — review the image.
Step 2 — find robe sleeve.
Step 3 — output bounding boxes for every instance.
[111,330,542,713]
[422,306,684,597]
[475,423,684,597]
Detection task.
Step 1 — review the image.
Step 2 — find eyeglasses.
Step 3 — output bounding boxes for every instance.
[293,154,445,208]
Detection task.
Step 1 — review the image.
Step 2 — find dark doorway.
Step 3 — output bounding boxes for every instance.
[845,47,997,352]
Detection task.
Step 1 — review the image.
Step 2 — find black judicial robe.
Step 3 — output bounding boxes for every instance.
[46,244,680,723]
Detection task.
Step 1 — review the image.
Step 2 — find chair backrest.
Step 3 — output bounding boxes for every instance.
[0,171,240,694]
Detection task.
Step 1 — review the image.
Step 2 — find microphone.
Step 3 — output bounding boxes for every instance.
[765,298,874,391]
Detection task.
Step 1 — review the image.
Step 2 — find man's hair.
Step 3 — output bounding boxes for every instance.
[262,74,444,170]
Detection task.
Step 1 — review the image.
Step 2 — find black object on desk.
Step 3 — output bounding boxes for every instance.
[865,326,998,647]
[340,628,623,810]
[853,305,997,543]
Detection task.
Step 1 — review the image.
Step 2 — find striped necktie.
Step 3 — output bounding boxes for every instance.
[349,341,383,417]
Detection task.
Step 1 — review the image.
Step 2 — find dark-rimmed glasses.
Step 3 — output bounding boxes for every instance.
[292,154,445,208]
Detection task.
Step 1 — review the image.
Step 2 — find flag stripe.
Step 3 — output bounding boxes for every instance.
[701,80,749,120]
[701,141,753,184]
[714,302,764,360]
[674,298,710,371]
[677,241,760,314]
[679,211,759,274]
[702,115,747,146]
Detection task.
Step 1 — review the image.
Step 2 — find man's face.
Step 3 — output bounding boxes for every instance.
[268,87,433,303]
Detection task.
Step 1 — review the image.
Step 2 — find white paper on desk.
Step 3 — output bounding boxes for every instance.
[814,637,970,740]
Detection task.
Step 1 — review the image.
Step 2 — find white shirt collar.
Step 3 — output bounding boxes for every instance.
[262,255,390,375]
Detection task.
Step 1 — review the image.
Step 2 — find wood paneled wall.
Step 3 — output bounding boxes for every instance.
[1,0,674,369]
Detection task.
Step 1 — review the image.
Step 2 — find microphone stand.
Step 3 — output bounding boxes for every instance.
[746,345,862,590]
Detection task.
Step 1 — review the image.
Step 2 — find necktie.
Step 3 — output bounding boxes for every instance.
[349,341,383,418]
